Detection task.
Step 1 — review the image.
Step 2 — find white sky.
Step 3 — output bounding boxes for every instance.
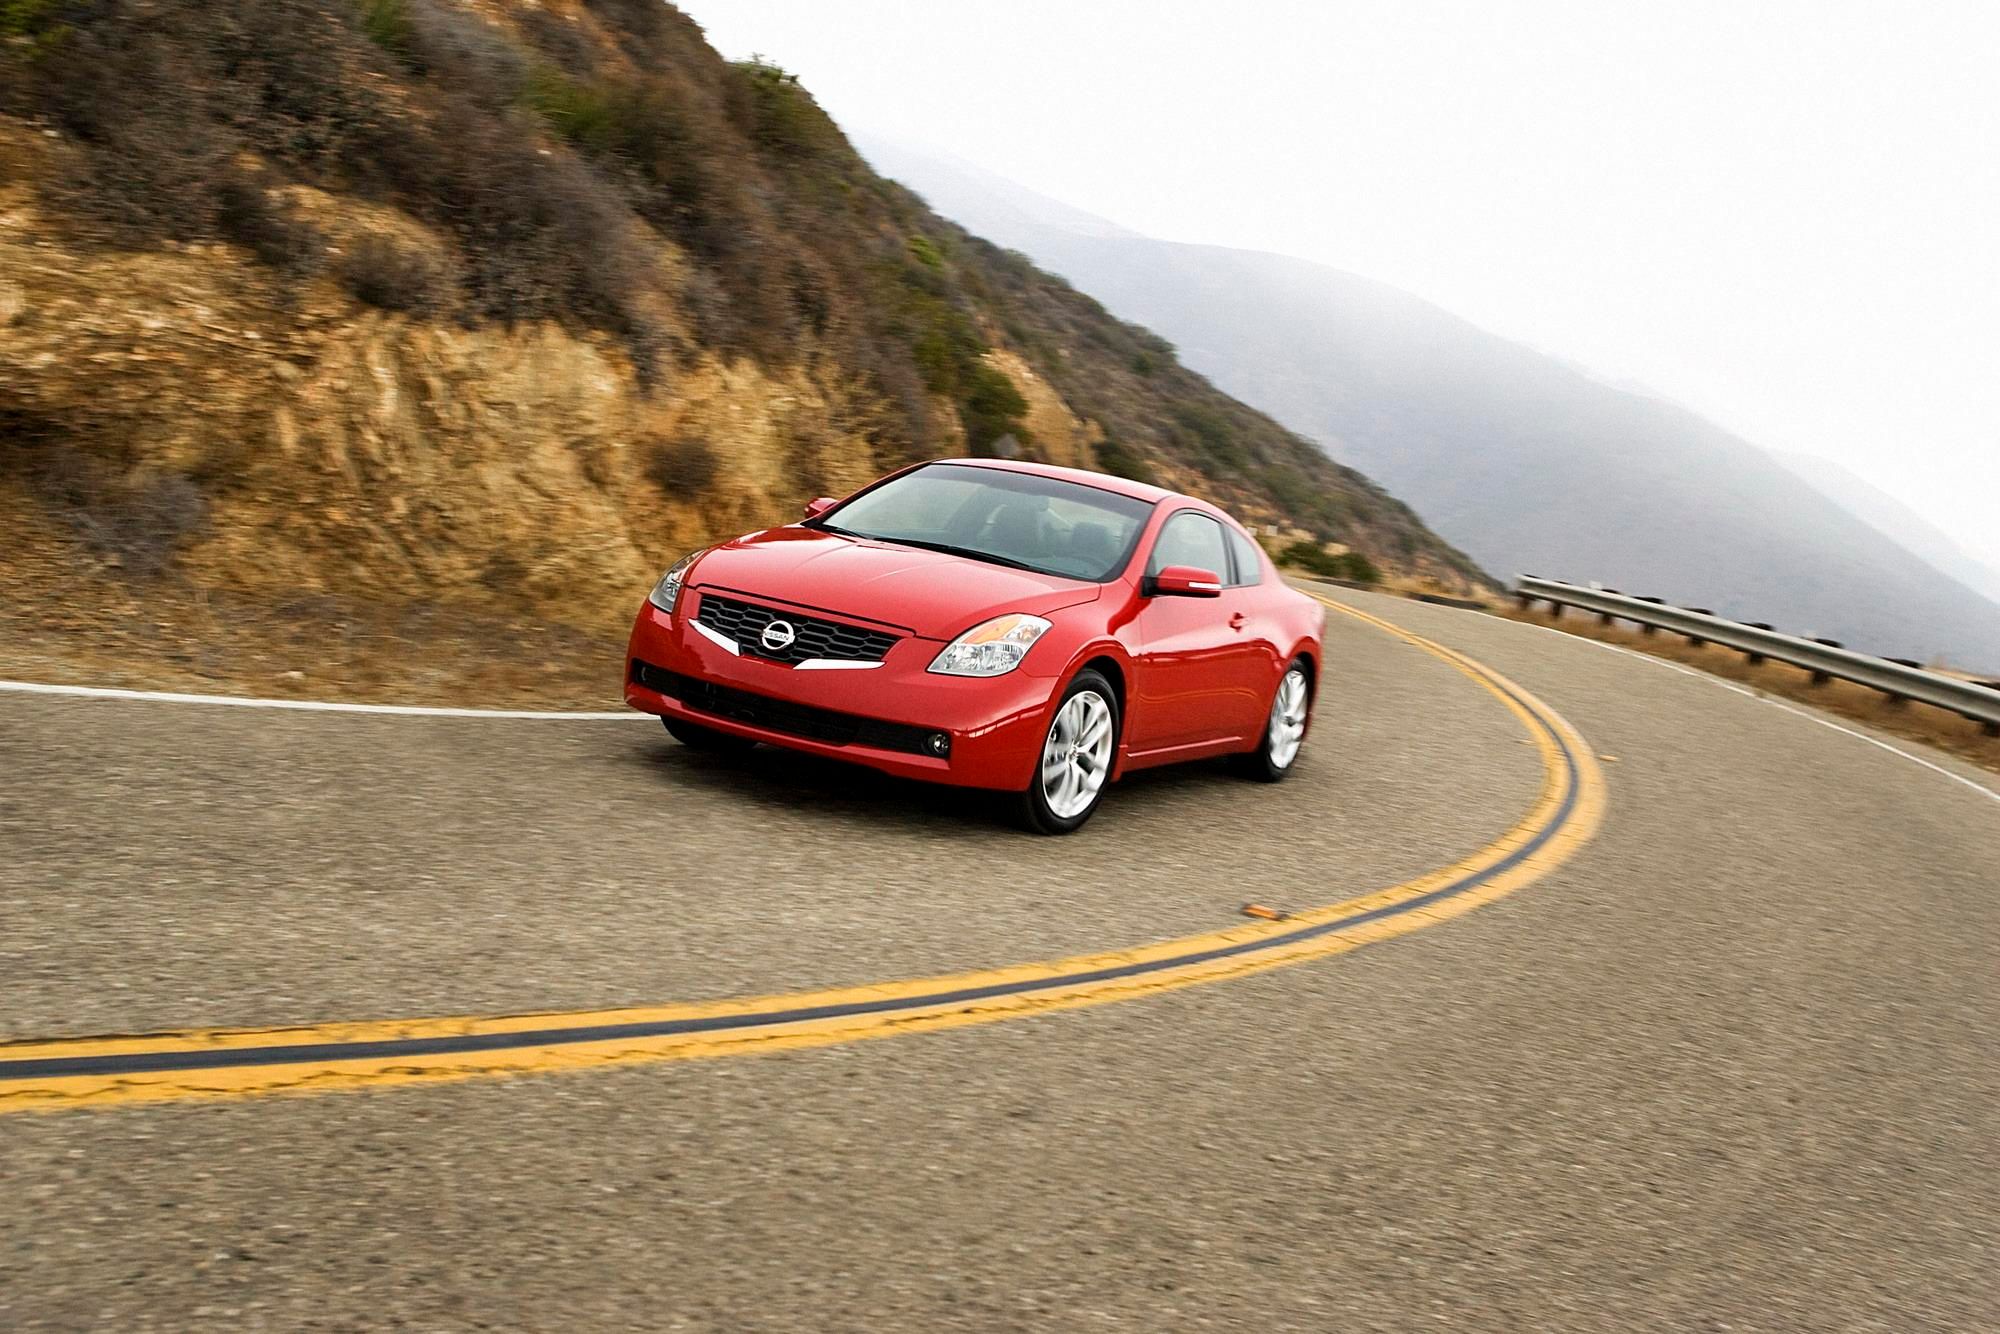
[680,0,2000,569]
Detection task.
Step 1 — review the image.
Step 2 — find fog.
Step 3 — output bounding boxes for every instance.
[681,0,2000,572]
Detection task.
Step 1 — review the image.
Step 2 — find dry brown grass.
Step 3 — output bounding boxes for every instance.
[0,586,624,710]
[1498,605,2000,776]
[0,492,623,708]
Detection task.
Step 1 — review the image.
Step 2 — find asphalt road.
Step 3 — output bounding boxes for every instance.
[3,587,1996,1330]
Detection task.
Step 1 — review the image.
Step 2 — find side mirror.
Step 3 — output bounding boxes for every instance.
[1149,565,1223,598]
[803,496,838,521]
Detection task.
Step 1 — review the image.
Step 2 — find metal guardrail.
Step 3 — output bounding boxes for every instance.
[1515,576,2000,735]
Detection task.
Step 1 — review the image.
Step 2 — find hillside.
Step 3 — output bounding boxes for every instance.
[860,138,2000,671]
[0,0,1483,695]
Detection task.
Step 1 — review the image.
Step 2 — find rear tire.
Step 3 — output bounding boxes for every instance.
[1240,661,1311,783]
[1016,669,1119,835]
[663,717,758,755]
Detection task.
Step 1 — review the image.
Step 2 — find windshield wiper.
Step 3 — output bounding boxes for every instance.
[837,532,1048,574]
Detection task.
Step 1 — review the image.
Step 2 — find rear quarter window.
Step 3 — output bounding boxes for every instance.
[1225,527,1266,587]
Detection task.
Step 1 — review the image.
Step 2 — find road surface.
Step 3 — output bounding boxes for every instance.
[2,587,1995,1330]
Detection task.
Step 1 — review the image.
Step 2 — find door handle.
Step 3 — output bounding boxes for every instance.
[1229,612,1247,631]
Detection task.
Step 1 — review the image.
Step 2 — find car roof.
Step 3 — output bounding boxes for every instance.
[929,457,1185,508]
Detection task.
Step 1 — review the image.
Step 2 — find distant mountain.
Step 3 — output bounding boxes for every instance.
[861,135,2000,671]
[1775,452,2000,608]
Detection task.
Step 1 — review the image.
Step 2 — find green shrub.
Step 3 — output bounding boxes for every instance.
[524,67,622,153]
[959,363,1030,454]
[1337,551,1381,583]
[1278,540,1380,584]
[1093,438,1156,484]
[359,0,411,56]
[729,57,832,158]
[1170,402,1244,468]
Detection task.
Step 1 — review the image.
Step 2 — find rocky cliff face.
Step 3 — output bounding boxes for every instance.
[3,126,914,632]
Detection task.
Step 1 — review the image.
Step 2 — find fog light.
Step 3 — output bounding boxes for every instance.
[926,732,952,757]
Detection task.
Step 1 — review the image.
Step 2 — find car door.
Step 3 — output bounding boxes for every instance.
[1221,521,1290,698]
[1127,510,1268,755]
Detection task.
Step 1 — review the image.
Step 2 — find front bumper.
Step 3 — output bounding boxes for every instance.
[623,599,1057,790]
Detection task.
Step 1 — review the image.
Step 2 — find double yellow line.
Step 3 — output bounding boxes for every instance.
[0,595,1606,1114]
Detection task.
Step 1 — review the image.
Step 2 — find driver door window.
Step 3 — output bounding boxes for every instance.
[1147,512,1229,580]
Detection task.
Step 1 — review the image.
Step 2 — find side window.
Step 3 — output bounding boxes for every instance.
[1224,526,1265,587]
[1147,511,1229,579]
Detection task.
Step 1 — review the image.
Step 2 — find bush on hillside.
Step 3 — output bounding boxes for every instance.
[338,234,449,314]
[645,434,721,498]
[1,411,209,576]
[727,57,832,157]
[959,364,1032,455]
[1171,402,1246,469]
[215,170,326,278]
[1279,540,1381,584]
[1093,438,1156,484]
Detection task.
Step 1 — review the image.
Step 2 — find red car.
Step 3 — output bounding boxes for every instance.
[626,459,1324,833]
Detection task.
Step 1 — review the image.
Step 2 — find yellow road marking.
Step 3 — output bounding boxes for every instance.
[0,595,1606,1113]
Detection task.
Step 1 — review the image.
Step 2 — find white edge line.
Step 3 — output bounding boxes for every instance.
[1506,619,2000,807]
[0,679,640,720]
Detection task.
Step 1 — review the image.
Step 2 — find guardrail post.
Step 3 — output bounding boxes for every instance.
[1880,662,1922,708]
[1808,639,1842,685]
[1742,624,1773,665]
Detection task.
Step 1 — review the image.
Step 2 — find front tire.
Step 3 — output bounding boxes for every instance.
[1016,669,1119,835]
[663,716,758,755]
[1240,661,1311,782]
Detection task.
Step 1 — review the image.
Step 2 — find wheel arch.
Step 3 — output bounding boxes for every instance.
[1071,652,1132,778]
[1289,644,1320,693]
[1077,653,1128,714]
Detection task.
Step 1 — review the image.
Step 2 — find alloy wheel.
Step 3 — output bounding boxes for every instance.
[1040,689,1114,819]
[1267,668,1309,770]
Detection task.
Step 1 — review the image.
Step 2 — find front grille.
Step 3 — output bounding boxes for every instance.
[694,592,900,666]
[631,660,939,757]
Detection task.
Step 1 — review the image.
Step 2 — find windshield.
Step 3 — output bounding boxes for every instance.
[815,464,1155,581]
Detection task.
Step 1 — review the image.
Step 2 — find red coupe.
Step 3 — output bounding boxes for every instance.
[626,459,1324,832]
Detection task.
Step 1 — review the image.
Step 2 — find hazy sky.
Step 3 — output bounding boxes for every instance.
[681,0,1999,569]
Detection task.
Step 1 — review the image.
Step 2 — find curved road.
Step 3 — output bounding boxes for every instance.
[2,587,1995,1330]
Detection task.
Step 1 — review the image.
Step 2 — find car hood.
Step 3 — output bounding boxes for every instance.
[687,526,1103,638]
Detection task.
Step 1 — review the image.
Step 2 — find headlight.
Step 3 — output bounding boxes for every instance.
[647,551,701,615]
[928,613,1052,677]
